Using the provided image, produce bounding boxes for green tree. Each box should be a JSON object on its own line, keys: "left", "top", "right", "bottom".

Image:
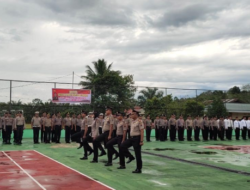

{"left": 184, "top": 100, "right": 204, "bottom": 117}
{"left": 228, "top": 86, "right": 241, "bottom": 94}
{"left": 79, "top": 59, "right": 136, "bottom": 112}
{"left": 206, "top": 98, "right": 228, "bottom": 118}
{"left": 138, "top": 87, "right": 163, "bottom": 106}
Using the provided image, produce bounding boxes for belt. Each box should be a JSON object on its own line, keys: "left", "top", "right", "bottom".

{"left": 130, "top": 135, "right": 140, "bottom": 138}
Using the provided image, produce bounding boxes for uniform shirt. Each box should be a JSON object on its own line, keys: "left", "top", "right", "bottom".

{"left": 31, "top": 117, "right": 41, "bottom": 127}
{"left": 145, "top": 119, "right": 152, "bottom": 127}
{"left": 76, "top": 118, "right": 82, "bottom": 126}
{"left": 41, "top": 117, "right": 46, "bottom": 126}
{"left": 211, "top": 120, "right": 217, "bottom": 127}
{"left": 72, "top": 118, "right": 77, "bottom": 126}
{"left": 233, "top": 120, "right": 240, "bottom": 129}
{"left": 16, "top": 116, "right": 25, "bottom": 127}
{"left": 219, "top": 120, "right": 225, "bottom": 128}
{"left": 224, "top": 119, "right": 233, "bottom": 129}
{"left": 199, "top": 119, "right": 204, "bottom": 128}
{"left": 185, "top": 119, "right": 193, "bottom": 128}
{"left": 96, "top": 118, "right": 103, "bottom": 128}
{"left": 91, "top": 119, "right": 99, "bottom": 138}
{"left": 81, "top": 117, "right": 88, "bottom": 130}
{"left": 203, "top": 119, "right": 210, "bottom": 127}
{"left": 154, "top": 119, "right": 159, "bottom": 128}
{"left": 87, "top": 117, "right": 94, "bottom": 126}
{"left": 163, "top": 120, "right": 168, "bottom": 128}
{"left": 53, "top": 117, "right": 63, "bottom": 126}
{"left": 116, "top": 120, "right": 127, "bottom": 136}
{"left": 193, "top": 119, "right": 199, "bottom": 127}
{"left": 4, "top": 117, "right": 15, "bottom": 130}
{"left": 63, "top": 117, "right": 72, "bottom": 126}
{"left": 44, "top": 118, "right": 52, "bottom": 127}
{"left": 177, "top": 119, "right": 185, "bottom": 127}
{"left": 130, "top": 118, "right": 144, "bottom": 136}
{"left": 0, "top": 117, "right": 2, "bottom": 129}
{"left": 158, "top": 118, "right": 165, "bottom": 126}
{"left": 240, "top": 119, "right": 247, "bottom": 129}
{"left": 114, "top": 118, "right": 118, "bottom": 130}
{"left": 246, "top": 120, "right": 250, "bottom": 129}
{"left": 169, "top": 118, "right": 176, "bottom": 126}
{"left": 126, "top": 117, "right": 132, "bottom": 127}
{"left": 103, "top": 115, "right": 114, "bottom": 132}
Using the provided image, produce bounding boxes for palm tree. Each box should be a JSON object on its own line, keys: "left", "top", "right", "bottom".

{"left": 138, "top": 87, "right": 163, "bottom": 106}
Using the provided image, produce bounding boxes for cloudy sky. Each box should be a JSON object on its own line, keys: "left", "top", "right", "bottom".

{"left": 0, "top": 0, "right": 250, "bottom": 103}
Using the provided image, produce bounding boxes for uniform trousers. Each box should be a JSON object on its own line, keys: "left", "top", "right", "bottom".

{"left": 178, "top": 126, "right": 184, "bottom": 141}
{"left": 219, "top": 128, "right": 225, "bottom": 140}
{"left": 93, "top": 131, "right": 110, "bottom": 161}
{"left": 226, "top": 127, "right": 232, "bottom": 140}
{"left": 242, "top": 127, "right": 247, "bottom": 140}
{"left": 71, "top": 130, "right": 85, "bottom": 143}
{"left": 44, "top": 126, "right": 52, "bottom": 143}
{"left": 235, "top": 128, "right": 240, "bottom": 140}
{"left": 33, "top": 127, "right": 40, "bottom": 143}
{"left": 41, "top": 125, "right": 44, "bottom": 143}
{"left": 120, "top": 135, "right": 141, "bottom": 169}
{"left": 99, "top": 127, "right": 102, "bottom": 135}
{"left": 155, "top": 126, "right": 159, "bottom": 141}
{"left": 65, "top": 125, "right": 71, "bottom": 143}
{"left": 5, "top": 126, "right": 12, "bottom": 143}
{"left": 194, "top": 126, "right": 200, "bottom": 141}
{"left": 2, "top": 126, "right": 6, "bottom": 143}
{"left": 127, "top": 127, "right": 131, "bottom": 139}
{"left": 146, "top": 126, "right": 151, "bottom": 141}
{"left": 209, "top": 127, "right": 213, "bottom": 140}
{"left": 159, "top": 126, "right": 165, "bottom": 141}
{"left": 170, "top": 125, "right": 176, "bottom": 141}
{"left": 13, "top": 129, "right": 17, "bottom": 143}
{"left": 248, "top": 129, "right": 250, "bottom": 139}
{"left": 112, "top": 129, "right": 117, "bottom": 138}
{"left": 16, "top": 125, "right": 24, "bottom": 144}
{"left": 51, "top": 128, "right": 56, "bottom": 142}
{"left": 187, "top": 127, "right": 193, "bottom": 141}
{"left": 106, "top": 135, "right": 130, "bottom": 164}
{"left": 54, "top": 125, "right": 62, "bottom": 143}
{"left": 203, "top": 126, "right": 209, "bottom": 141}
{"left": 71, "top": 126, "right": 76, "bottom": 141}
{"left": 213, "top": 127, "right": 218, "bottom": 140}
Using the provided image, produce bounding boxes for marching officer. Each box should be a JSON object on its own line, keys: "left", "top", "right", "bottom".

{"left": 185, "top": 115, "right": 193, "bottom": 141}
{"left": 234, "top": 117, "right": 240, "bottom": 140}
{"left": 3, "top": 112, "right": 15, "bottom": 144}
{"left": 176, "top": 115, "right": 185, "bottom": 141}
{"left": 75, "top": 113, "right": 82, "bottom": 142}
{"left": 145, "top": 115, "right": 152, "bottom": 142}
{"left": 98, "top": 113, "right": 104, "bottom": 135}
{"left": 31, "top": 111, "right": 42, "bottom": 144}
{"left": 120, "top": 110, "right": 144, "bottom": 173}
{"left": 91, "top": 107, "right": 115, "bottom": 163}
{"left": 71, "top": 113, "right": 77, "bottom": 141}
{"left": 106, "top": 112, "right": 134, "bottom": 166}
{"left": 112, "top": 114, "right": 118, "bottom": 138}
{"left": 15, "top": 111, "right": 25, "bottom": 145}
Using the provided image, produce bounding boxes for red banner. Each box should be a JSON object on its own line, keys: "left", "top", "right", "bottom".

{"left": 52, "top": 88, "right": 91, "bottom": 104}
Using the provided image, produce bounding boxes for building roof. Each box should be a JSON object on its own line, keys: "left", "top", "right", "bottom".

{"left": 225, "top": 103, "right": 250, "bottom": 113}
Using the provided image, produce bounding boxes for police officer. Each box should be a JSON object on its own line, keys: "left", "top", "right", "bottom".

{"left": 211, "top": 117, "right": 218, "bottom": 140}
{"left": 219, "top": 117, "right": 225, "bottom": 140}
{"left": 163, "top": 116, "right": 168, "bottom": 141}
{"left": 234, "top": 117, "right": 240, "bottom": 140}
{"left": 112, "top": 114, "right": 118, "bottom": 138}
{"left": 87, "top": 112, "right": 94, "bottom": 136}
{"left": 203, "top": 116, "right": 210, "bottom": 141}
{"left": 145, "top": 115, "right": 152, "bottom": 142}
{"left": 169, "top": 114, "right": 176, "bottom": 141}
{"left": 119, "top": 109, "right": 144, "bottom": 173}
{"left": 154, "top": 116, "right": 160, "bottom": 141}
{"left": 41, "top": 112, "right": 46, "bottom": 143}
{"left": 71, "top": 113, "right": 77, "bottom": 141}
{"left": 51, "top": 114, "right": 56, "bottom": 142}
{"left": 53, "top": 112, "right": 63, "bottom": 143}
{"left": 209, "top": 117, "right": 214, "bottom": 140}
{"left": 15, "top": 111, "right": 25, "bottom": 145}
{"left": 194, "top": 116, "right": 200, "bottom": 141}
{"left": 177, "top": 115, "right": 185, "bottom": 141}
{"left": 106, "top": 112, "right": 134, "bottom": 166}
{"left": 126, "top": 114, "right": 132, "bottom": 139}
{"left": 91, "top": 107, "right": 115, "bottom": 163}
{"left": 240, "top": 117, "right": 247, "bottom": 140}
{"left": 158, "top": 114, "right": 165, "bottom": 142}
{"left": 43, "top": 113, "right": 52, "bottom": 143}
{"left": 31, "top": 111, "right": 42, "bottom": 144}
{"left": 3, "top": 112, "right": 15, "bottom": 144}
{"left": 13, "top": 113, "right": 18, "bottom": 144}
{"left": 247, "top": 117, "right": 250, "bottom": 139}
{"left": 185, "top": 115, "right": 193, "bottom": 141}
{"left": 63, "top": 112, "right": 72, "bottom": 143}
{"left": 225, "top": 116, "right": 233, "bottom": 140}
{"left": 99, "top": 113, "right": 104, "bottom": 135}
{"left": 75, "top": 113, "right": 82, "bottom": 142}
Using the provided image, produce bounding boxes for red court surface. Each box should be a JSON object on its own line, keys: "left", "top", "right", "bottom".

{"left": 204, "top": 145, "right": 250, "bottom": 154}
{"left": 0, "top": 150, "right": 113, "bottom": 190}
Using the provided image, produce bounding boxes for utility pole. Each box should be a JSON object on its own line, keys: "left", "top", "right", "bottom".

{"left": 9, "top": 80, "right": 12, "bottom": 111}
{"left": 72, "top": 71, "right": 74, "bottom": 89}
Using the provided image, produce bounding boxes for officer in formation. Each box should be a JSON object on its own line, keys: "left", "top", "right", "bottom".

{"left": 152, "top": 115, "right": 250, "bottom": 141}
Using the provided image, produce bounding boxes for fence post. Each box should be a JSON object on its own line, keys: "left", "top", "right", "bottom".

{"left": 9, "top": 80, "right": 12, "bottom": 111}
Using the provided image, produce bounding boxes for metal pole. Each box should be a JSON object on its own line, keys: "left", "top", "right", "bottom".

{"left": 72, "top": 71, "right": 74, "bottom": 89}
{"left": 9, "top": 80, "right": 12, "bottom": 110}
{"left": 165, "top": 88, "right": 168, "bottom": 115}
{"left": 196, "top": 89, "right": 198, "bottom": 115}
{"left": 54, "top": 83, "right": 56, "bottom": 89}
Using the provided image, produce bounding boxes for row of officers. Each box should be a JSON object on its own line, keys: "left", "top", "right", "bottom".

{"left": 149, "top": 115, "right": 250, "bottom": 142}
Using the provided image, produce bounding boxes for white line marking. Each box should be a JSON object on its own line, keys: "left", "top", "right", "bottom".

{"left": 33, "top": 150, "right": 115, "bottom": 190}
{"left": 2, "top": 151, "right": 46, "bottom": 190}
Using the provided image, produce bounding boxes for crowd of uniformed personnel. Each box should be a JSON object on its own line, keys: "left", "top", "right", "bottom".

{"left": 1, "top": 110, "right": 250, "bottom": 174}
